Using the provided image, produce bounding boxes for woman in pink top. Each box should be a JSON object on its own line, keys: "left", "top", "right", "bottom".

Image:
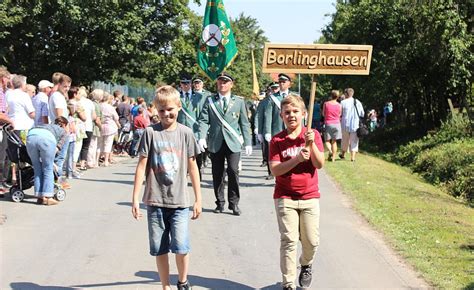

{"left": 99, "top": 93, "right": 120, "bottom": 166}
{"left": 322, "top": 90, "right": 342, "bottom": 162}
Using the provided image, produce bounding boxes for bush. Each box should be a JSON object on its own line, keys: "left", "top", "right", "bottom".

{"left": 413, "top": 139, "right": 474, "bottom": 184}
{"left": 394, "top": 114, "right": 472, "bottom": 166}
{"left": 445, "top": 163, "right": 474, "bottom": 204}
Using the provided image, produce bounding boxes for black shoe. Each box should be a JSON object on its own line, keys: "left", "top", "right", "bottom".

{"left": 229, "top": 205, "right": 241, "bottom": 216}
{"left": 177, "top": 280, "right": 191, "bottom": 290}
{"left": 339, "top": 153, "right": 345, "bottom": 159}
{"left": 299, "top": 264, "right": 313, "bottom": 287}
{"left": 213, "top": 206, "right": 223, "bottom": 213}
{"left": 282, "top": 286, "right": 295, "bottom": 290}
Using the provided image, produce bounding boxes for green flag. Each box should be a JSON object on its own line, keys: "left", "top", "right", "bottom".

{"left": 197, "top": 0, "right": 238, "bottom": 80}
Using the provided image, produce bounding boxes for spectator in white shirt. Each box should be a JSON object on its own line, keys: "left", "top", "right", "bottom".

{"left": 7, "top": 75, "right": 35, "bottom": 131}
{"left": 48, "top": 74, "right": 70, "bottom": 122}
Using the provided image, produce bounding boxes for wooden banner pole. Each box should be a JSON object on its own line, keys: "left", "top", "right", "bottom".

{"left": 306, "top": 74, "right": 317, "bottom": 131}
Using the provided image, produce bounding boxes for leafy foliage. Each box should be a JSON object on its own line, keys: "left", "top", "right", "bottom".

{"left": 413, "top": 140, "right": 473, "bottom": 203}
{"left": 391, "top": 114, "right": 473, "bottom": 203}
{"left": 322, "top": 1, "right": 473, "bottom": 130}
{"left": 394, "top": 114, "right": 472, "bottom": 165}
{"left": 0, "top": 0, "right": 191, "bottom": 85}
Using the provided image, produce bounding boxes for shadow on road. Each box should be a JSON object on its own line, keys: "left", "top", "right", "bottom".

{"left": 10, "top": 283, "right": 74, "bottom": 289}
{"left": 68, "top": 270, "right": 254, "bottom": 289}
{"left": 80, "top": 178, "right": 133, "bottom": 185}
{"left": 117, "top": 201, "right": 147, "bottom": 210}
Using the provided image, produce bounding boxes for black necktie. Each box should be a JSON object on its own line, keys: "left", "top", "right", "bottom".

{"left": 185, "top": 92, "right": 190, "bottom": 107}
{"left": 222, "top": 97, "right": 228, "bottom": 113}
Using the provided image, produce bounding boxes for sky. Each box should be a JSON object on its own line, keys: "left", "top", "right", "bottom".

{"left": 189, "top": 0, "right": 337, "bottom": 44}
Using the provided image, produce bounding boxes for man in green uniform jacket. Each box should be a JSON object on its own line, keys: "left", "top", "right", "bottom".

{"left": 197, "top": 72, "right": 252, "bottom": 216}
{"left": 177, "top": 74, "right": 206, "bottom": 179}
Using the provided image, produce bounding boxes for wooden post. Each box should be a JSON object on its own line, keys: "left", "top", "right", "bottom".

{"left": 306, "top": 75, "right": 317, "bottom": 131}
{"left": 305, "top": 75, "right": 317, "bottom": 147}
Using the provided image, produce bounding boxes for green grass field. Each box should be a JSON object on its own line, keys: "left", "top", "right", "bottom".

{"left": 323, "top": 153, "right": 474, "bottom": 289}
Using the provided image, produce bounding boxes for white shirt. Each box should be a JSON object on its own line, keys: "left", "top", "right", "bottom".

{"left": 7, "top": 89, "right": 35, "bottom": 130}
{"left": 79, "top": 97, "right": 95, "bottom": 132}
{"left": 218, "top": 93, "right": 230, "bottom": 108}
{"left": 48, "top": 91, "right": 68, "bottom": 122}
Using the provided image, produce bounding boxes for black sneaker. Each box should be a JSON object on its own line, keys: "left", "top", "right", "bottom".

{"left": 299, "top": 264, "right": 313, "bottom": 287}
{"left": 177, "top": 280, "right": 191, "bottom": 290}
{"left": 282, "top": 286, "right": 295, "bottom": 290}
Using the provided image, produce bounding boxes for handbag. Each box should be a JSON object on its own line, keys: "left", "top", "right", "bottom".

{"left": 354, "top": 99, "right": 369, "bottom": 138}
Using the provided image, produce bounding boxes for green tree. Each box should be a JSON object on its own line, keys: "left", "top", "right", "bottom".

{"left": 323, "top": 1, "right": 472, "bottom": 130}
{"left": 0, "top": 0, "right": 192, "bottom": 85}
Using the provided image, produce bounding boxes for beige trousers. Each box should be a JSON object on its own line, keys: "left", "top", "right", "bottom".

{"left": 274, "top": 198, "right": 320, "bottom": 288}
{"left": 341, "top": 130, "right": 359, "bottom": 152}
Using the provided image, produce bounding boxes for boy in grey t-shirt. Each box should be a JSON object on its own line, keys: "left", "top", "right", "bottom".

{"left": 132, "top": 85, "right": 202, "bottom": 290}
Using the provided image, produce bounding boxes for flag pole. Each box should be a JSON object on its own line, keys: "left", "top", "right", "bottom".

{"left": 251, "top": 49, "right": 259, "bottom": 98}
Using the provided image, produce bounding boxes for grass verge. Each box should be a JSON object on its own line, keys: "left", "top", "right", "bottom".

{"left": 324, "top": 153, "right": 474, "bottom": 289}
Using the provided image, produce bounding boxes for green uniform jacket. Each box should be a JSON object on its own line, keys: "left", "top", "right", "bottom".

{"left": 263, "top": 91, "right": 285, "bottom": 136}
{"left": 198, "top": 94, "right": 252, "bottom": 153}
{"left": 254, "top": 96, "right": 270, "bottom": 135}
{"left": 177, "top": 91, "right": 206, "bottom": 139}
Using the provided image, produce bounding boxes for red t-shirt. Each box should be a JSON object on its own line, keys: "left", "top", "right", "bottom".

{"left": 134, "top": 114, "right": 150, "bottom": 129}
{"left": 269, "top": 127, "right": 324, "bottom": 200}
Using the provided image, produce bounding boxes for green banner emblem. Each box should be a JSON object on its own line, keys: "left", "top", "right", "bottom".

{"left": 197, "top": 0, "right": 238, "bottom": 80}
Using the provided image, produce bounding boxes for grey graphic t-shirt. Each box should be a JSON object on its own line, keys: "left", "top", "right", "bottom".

{"left": 138, "top": 123, "right": 199, "bottom": 208}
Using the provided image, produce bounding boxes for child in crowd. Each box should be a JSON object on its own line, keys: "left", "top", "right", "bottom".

{"left": 368, "top": 109, "right": 378, "bottom": 132}
{"left": 269, "top": 94, "right": 325, "bottom": 290}
{"left": 131, "top": 85, "right": 202, "bottom": 290}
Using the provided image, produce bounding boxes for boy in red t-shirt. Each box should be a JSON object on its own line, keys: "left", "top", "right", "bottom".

{"left": 269, "top": 94, "right": 325, "bottom": 290}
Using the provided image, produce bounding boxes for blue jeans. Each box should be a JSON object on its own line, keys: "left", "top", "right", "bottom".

{"left": 65, "top": 140, "right": 75, "bottom": 176}
{"left": 147, "top": 206, "right": 190, "bottom": 256}
{"left": 26, "top": 129, "right": 56, "bottom": 197}
{"left": 54, "top": 138, "right": 69, "bottom": 178}
{"left": 129, "top": 129, "right": 144, "bottom": 157}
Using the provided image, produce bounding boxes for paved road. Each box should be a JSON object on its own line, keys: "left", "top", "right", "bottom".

{"left": 0, "top": 149, "right": 428, "bottom": 289}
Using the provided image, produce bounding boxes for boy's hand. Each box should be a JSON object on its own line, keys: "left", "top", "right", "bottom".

{"left": 297, "top": 147, "right": 310, "bottom": 163}
{"left": 132, "top": 200, "right": 142, "bottom": 220}
{"left": 192, "top": 201, "right": 202, "bottom": 220}
{"left": 304, "top": 130, "right": 314, "bottom": 145}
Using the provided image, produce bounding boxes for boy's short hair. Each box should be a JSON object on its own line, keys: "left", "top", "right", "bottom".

{"left": 281, "top": 93, "right": 306, "bottom": 112}
{"left": 58, "top": 74, "right": 72, "bottom": 84}
{"left": 52, "top": 72, "right": 63, "bottom": 85}
{"left": 154, "top": 85, "right": 181, "bottom": 108}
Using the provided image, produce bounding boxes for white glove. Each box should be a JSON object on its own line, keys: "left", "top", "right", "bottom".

{"left": 264, "top": 133, "right": 271, "bottom": 142}
{"left": 257, "top": 134, "right": 263, "bottom": 143}
{"left": 198, "top": 139, "right": 207, "bottom": 152}
{"left": 253, "top": 128, "right": 258, "bottom": 135}
{"left": 245, "top": 146, "right": 252, "bottom": 156}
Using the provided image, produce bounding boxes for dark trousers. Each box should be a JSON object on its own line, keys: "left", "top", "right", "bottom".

{"left": 263, "top": 140, "right": 271, "bottom": 174}
{"left": 79, "top": 131, "right": 93, "bottom": 162}
{"left": 211, "top": 142, "right": 240, "bottom": 209}
{"left": 196, "top": 153, "right": 203, "bottom": 180}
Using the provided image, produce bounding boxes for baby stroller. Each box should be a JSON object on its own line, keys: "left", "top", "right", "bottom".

{"left": 113, "top": 122, "right": 132, "bottom": 155}
{"left": 3, "top": 124, "right": 66, "bottom": 203}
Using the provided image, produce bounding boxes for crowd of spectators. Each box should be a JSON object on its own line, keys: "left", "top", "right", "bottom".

{"left": 0, "top": 66, "right": 157, "bottom": 203}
